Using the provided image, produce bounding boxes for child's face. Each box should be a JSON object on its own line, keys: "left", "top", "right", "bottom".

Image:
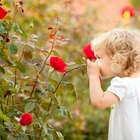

{"left": 94, "top": 48, "right": 114, "bottom": 78}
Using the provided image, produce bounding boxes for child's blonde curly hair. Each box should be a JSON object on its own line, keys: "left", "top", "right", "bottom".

{"left": 91, "top": 28, "right": 140, "bottom": 77}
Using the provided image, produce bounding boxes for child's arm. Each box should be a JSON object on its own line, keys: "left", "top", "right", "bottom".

{"left": 87, "top": 60, "right": 119, "bottom": 109}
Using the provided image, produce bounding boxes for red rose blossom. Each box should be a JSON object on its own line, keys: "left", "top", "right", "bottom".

{"left": 0, "top": 6, "right": 7, "bottom": 20}
{"left": 20, "top": 113, "right": 33, "bottom": 126}
{"left": 83, "top": 43, "right": 96, "bottom": 60}
{"left": 50, "top": 56, "right": 67, "bottom": 72}
{"left": 121, "top": 6, "right": 135, "bottom": 17}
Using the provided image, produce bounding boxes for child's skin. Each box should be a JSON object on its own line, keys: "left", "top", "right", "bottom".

{"left": 87, "top": 47, "right": 140, "bottom": 109}
{"left": 87, "top": 49, "right": 118, "bottom": 109}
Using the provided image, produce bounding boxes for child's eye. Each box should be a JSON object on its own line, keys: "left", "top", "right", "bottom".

{"left": 96, "top": 56, "right": 101, "bottom": 59}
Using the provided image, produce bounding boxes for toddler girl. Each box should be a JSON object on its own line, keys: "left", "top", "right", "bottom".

{"left": 87, "top": 28, "right": 140, "bottom": 140}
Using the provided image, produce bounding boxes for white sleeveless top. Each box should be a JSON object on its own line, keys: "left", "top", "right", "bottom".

{"left": 107, "top": 77, "right": 140, "bottom": 140}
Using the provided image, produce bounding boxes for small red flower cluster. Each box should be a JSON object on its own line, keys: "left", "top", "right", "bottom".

{"left": 83, "top": 43, "right": 96, "bottom": 60}
{"left": 50, "top": 56, "right": 67, "bottom": 73}
{"left": 0, "top": 6, "right": 7, "bottom": 20}
{"left": 121, "top": 6, "right": 135, "bottom": 18}
{"left": 20, "top": 113, "right": 33, "bottom": 126}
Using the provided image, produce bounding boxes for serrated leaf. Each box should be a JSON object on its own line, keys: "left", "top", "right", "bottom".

{"left": 8, "top": 44, "right": 18, "bottom": 54}
{"left": 25, "top": 102, "right": 35, "bottom": 112}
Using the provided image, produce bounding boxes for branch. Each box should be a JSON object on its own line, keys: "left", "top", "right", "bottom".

{"left": 30, "top": 30, "right": 57, "bottom": 98}
{"left": 47, "top": 64, "right": 86, "bottom": 112}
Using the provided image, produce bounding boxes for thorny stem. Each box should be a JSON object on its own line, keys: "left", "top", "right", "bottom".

{"left": 14, "top": 47, "right": 25, "bottom": 88}
{"left": 30, "top": 30, "right": 57, "bottom": 98}
{"left": 47, "top": 64, "right": 86, "bottom": 112}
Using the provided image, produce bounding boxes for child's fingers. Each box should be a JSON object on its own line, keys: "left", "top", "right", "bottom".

{"left": 87, "top": 59, "right": 90, "bottom": 63}
{"left": 87, "top": 59, "right": 92, "bottom": 65}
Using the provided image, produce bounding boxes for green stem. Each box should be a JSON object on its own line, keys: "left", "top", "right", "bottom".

{"left": 30, "top": 30, "right": 57, "bottom": 98}
{"left": 0, "top": 40, "right": 5, "bottom": 54}
{"left": 47, "top": 69, "right": 55, "bottom": 81}
{"left": 47, "top": 64, "right": 86, "bottom": 112}
{"left": 14, "top": 47, "right": 25, "bottom": 88}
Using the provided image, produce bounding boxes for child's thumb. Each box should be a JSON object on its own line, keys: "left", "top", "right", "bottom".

{"left": 87, "top": 59, "right": 90, "bottom": 63}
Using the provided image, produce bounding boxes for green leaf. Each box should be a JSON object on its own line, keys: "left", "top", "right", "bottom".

{"left": 56, "top": 86, "right": 63, "bottom": 96}
{"left": 53, "top": 130, "right": 64, "bottom": 140}
{"left": 0, "top": 110, "right": 10, "bottom": 122}
{"left": 15, "top": 61, "right": 26, "bottom": 73}
{"left": 0, "top": 124, "right": 8, "bottom": 139}
{"left": 52, "top": 50, "right": 61, "bottom": 57}
{"left": 8, "top": 44, "right": 18, "bottom": 54}
{"left": 46, "top": 84, "right": 55, "bottom": 93}
{"left": 0, "top": 22, "right": 6, "bottom": 35}
{"left": 74, "top": 57, "right": 85, "bottom": 64}
{"left": 47, "top": 92, "right": 60, "bottom": 104}
{"left": 12, "top": 23, "right": 23, "bottom": 34}
{"left": 46, "top": 134, "right": 53, "bottom": 140}
{"left": 59, "top": 106, "right": 72, "bottom": 120}
{"left": 56, "top": 131, "right": 64, "bottom": 140}
{"left": 0, "top": 66, "right": 5, "bottom": 74}
{"left": 25, "top": 102, "right": 35, "bottom": 112}
{"left": 43, "top": 125, "right": 48, "bottom": 135}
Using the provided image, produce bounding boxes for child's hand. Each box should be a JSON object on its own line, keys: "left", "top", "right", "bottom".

{"left": 87, "top": 59, "right": 100, "bottom": 77}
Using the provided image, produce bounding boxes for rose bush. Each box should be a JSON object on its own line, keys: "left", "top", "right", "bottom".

{"left": 0, "top": 1, "right": 86, "bottom": 139}
{"left": 1, "top": 0, "right": 138, "bottom": 139}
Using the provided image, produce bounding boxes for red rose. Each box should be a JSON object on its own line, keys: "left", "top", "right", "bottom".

{"left": 83, "top": 43, "right": 96, "bottom": 60}
{"left": 20, "top": 113, "right": 33, "bottom": 126}
{"left": 121, "top": 6, "right": 135, "bottom": 18}
{"left": 50, "top": 56, "right": 67, "bottom": 72}
{"left": 0, "top": 6, "right": 7, "bottom": 20}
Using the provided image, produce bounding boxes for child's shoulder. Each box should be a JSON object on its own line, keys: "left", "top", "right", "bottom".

{"left": 111, "top": 76, "right": 140, "bottom": 86}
